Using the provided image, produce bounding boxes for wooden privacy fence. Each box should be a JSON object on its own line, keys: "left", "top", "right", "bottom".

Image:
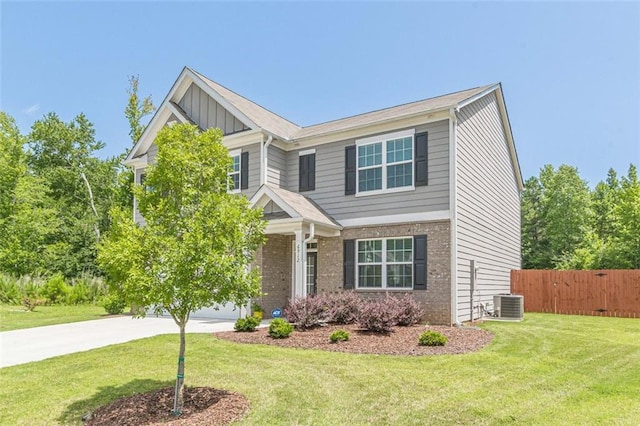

{"left": 511, "top": 270, "right": 640, "bottom": 318}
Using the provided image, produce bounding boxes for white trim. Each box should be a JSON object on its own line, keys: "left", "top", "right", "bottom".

{"left": 228, "top": 148, "right": 241, "bottom": 157}
{"left": 228, "top": 149, "right": 241, "bottom": 193}
{"left": 355, "top": 237, "right": 413, "bottom": 290}
{"left": 355, "top": 129, "right": 415, "bottom": 195}
{"left": 449, "top": 110, "right": 459, "bottom": 325}
{"left": 298, "top": 148, "right": 316, "bottom": 156}
{"left": 338, "top": 210, "right": 450, "bottom": 227}
{"left": 166, "top": 102, "right": 191, "bottom": 124}
{"left": 355, "top": 128, "right": 415, "bottom": 145}
{"left": 455, "top": 84, "right": 500, "bottom": 110}
{"left": 354, "top": 185, "right": 414, "bottom": 198}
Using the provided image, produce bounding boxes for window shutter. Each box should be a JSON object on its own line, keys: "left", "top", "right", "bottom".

{"left": 240, "top": 152, "right": 249, "bottom": 190}
{"left": 413, "top": 235, "right": 427, "bottom": 290}
{"left": 414, "top": 132, "right": 428, "bottom": 186}
{"left": 345, "top": 145, "right": 356, "bottom": 195}
{"left": 343, "top": 239, "right": 355, "bottom": 289}
{"left": 299, "top": 153, "right": 316, "bottom": 192}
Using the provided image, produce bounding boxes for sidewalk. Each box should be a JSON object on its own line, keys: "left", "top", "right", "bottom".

{"left": 0, "top": 315, "right": 239, "bottom": 368}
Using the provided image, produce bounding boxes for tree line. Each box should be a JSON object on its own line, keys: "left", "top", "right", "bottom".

{"left": 0, "top": 76, "right": 153, "bottom": 278}
{"left": 522, "top": 164, "right": 640, "bottom": 270}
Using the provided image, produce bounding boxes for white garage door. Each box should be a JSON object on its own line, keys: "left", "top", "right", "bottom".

{"left": 149, "top": 302, "right": 247, "bottom": 321}
{"left": 189, "top": 303, "right": 247, "bottom": 320}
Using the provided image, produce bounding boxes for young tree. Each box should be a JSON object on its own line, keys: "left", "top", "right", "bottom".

{"left": 125, "top": 75, "right": 156, "bottom": 144}
{"left": 98, "top": 123, "right": 265, "bottom": 415}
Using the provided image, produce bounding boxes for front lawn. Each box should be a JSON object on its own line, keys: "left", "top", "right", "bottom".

{"left": 0, "top": 304, "right": 108, "bottom": 331}
{"left": 1, "top": 313, "right": 638, "bottom": 425}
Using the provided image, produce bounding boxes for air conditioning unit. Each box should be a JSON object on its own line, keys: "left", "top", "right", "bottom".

{"left": 493, "top": 295, "right": 524, "bottom": 320}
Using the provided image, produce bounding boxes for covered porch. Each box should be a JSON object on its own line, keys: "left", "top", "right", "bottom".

{"left": 250, "top": 185, "right": 342, "bottom": 315}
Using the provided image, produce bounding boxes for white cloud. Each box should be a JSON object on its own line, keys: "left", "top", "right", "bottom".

{"left": 22, "top": 104, "right": 40, "bottom": 116}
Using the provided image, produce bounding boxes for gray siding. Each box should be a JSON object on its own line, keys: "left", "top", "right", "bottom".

{"left": 147, "top": 143, "right": 158, "bottom": 164}
{"left": 240, "top": 143, "right": 261, "bottom": 198}
{"left": 267, "top": 146, "right": 287, "bottom": 187}
{"left": 178, "top": 83, "right": 250, "bottom": 135}
{"left": 284, "top": 120, "right": 450, "bottom": 221}
{"left": 134, "top": 168, "right": 146, "bottom": 225}
{"left": 454, "top": 92, "right": 521, "bottom": 322}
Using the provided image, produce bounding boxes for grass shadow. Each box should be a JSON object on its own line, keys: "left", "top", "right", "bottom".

{"left": 58, "top": 379, "right": 172, "bottom": 424}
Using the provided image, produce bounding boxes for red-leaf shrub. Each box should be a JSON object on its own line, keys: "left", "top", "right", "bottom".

{"left": 284, "top": 294, "right": 331, "bottom": 329}
{"left": 356, "top": 299, "right": 397, "bottom": 333}
{"left": 386, "top": 293, "right": 425, "bottom": 326}
{"left": 326, "top": 291, "right": 361, "bottom": 324}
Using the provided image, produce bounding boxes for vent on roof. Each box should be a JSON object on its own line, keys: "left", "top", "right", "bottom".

{"left": 493, "top": 295, "right": 524, "bottom": 320}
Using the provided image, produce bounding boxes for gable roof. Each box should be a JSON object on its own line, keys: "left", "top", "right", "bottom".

{"left": 249, "top": 184, "right": 342, "bottom": 234}
{"left": 190, "top": 69, "right": 301, "bottom": 140}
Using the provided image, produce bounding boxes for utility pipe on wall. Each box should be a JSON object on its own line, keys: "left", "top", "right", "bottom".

{"left": 261, "top": 135, "right": 273, "bottom": 186}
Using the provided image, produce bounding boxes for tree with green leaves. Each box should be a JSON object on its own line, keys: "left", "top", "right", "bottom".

{"left": 98, "top": 123, "right": 265, "bottom": 415}
{"left": 610, "top": 164, "right": 640, "bottom": 268}
{"left": 125, "top": 75, "right": 156, "bottom": 144}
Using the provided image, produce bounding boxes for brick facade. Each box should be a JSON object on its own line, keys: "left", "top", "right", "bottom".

{"left": 256, "top": 234, "right": 292, "bottom": 318}
{"left": 257, "top": 221, "right": 452, "bottom": 325}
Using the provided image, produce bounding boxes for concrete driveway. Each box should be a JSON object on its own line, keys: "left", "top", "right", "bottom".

{"left": 0, "top": 315, "right": 240, "bottom": 368}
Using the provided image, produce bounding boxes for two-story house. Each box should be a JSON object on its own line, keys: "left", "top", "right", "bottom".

{"left": 124, "top": 67, "right": 522, "bottom": 325}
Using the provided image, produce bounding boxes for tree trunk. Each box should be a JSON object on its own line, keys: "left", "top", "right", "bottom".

{"left": 173, "top": 322, "right": 186, "bottom": 416}
{"left": 80, "top": 170, "right": 100, "bottom": 242}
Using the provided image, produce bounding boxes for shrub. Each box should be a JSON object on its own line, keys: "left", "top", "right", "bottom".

{"left": 284, "top": 295, "right": 331, "bottom": 329}
{"left": 0, "top": 275, "right": 21, "bottom": 305}
{"left": 234, "top": 315, "right": 261, "bottom": 332}
{"left": 66, "top": 282, "right": 90, "bottom": 305}
{"left": 326, "top": 291, "right": 361, "bottom": 324}
{"left": 41, "top": 273, "right": 70, "bottom": 304}
{"left": 357, "top": 299, "right": 396, "bottom": 333}
{"left": 329, "top": 329, "right": 350, "bottom": 343}
{"left": 268, "top": 318, "right": 294, "bottom": 339}
{"left": 418, "top": 330, "right": 448, "bottom": 346}
{"left": 102, "top": 293, "right": 127, "bottom": 315}
{"left": 386, "top": 294, "right": 425, "bottom": 326}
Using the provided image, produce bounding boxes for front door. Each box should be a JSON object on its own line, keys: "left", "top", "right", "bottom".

{"left": 306, "top": 252, "right": 317, "bottom": 295}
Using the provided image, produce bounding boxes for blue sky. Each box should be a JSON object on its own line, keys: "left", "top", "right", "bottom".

{"left": 1, "top": 1, "right": 638, "bottom": 185}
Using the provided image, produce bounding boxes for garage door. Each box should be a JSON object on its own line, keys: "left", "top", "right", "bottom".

{"left": 149, "top": 302, "right": 247, "bottom": 321}
{"left": 190, "top": 302, "right": 247, "bottom": 320}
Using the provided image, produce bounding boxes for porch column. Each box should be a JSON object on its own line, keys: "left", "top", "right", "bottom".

{"left": 293, "top": 229, "right": 307, "bottom": 298}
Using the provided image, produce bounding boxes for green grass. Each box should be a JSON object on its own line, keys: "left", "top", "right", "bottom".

{"left": 0, "top": 304, "right": 108, "bottom": 331}
{"left": 1, "top": 313, "right": 638, "bottom": 425}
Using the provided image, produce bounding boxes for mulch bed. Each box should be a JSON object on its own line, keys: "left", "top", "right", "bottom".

{"left": 85, "top": 387, "right": 249, "bottom": 426}
{"left": 84, "top": 323, "right": 491, "bottom": 424}
{"left": 215, "top": 323, "right": 494, "bottom": 356}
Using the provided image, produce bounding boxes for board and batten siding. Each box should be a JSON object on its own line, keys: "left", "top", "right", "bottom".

{"left": 454, "top": 92, "right": 521, "bottom": 322}
{"left": 284, "top": 120, "right": 450, "bottom": 221}
{"left": 178, "top": 83, "right": 250, "bottom": 135}
{"left": 267, "top": 146, "right": 287, "bottom": 188}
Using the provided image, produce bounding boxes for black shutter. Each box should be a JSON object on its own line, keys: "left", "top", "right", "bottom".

{"left": 413, "top": 235, "right": 427, "bottom": 290}
{"left": 345, "top": 145, "right": 356, "bottom": 195}
{"left": 240, "top": 152, "right": 249, "bottom": 190}
{"left": 343, "top": 239, "right": 355, "bottom": 289}
{"left": 414, "top": 132, "right": 428, "bottom": 186}
{"left": 299, "top": 153, "right": 316, "bottom": 192}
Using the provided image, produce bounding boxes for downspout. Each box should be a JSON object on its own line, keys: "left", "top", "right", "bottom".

{"left": 261, "top": 135, "right": 273, "bottom": 186}
{"left": 449, "top": 108, "right": 461, "bottom": 326}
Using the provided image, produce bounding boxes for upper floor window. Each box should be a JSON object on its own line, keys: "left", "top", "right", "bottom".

{"left": 228, "top": 149, "right": 241, "bottom": 192}
{"left": 299, "top": 149, "right": 316, "bottom": 192}
{"left": 355, "top": 129, "right": 415, "bottom": 195}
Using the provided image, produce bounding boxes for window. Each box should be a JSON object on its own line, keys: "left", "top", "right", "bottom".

{"left": 228, "top": 150, "right": 241, "bottom": 192}
{"left": 356, "top": 130, "right": 414, "bottom": 194}
{"left": 299, "top": 150, "right": 316, "bottom": 192}
{"left": 357, "top": 237, "right": 413, "bottom": 289}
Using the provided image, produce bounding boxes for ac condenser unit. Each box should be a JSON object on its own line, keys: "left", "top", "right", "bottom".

{"left": 493, "top": 295, "right": 524, "bottom": 320}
